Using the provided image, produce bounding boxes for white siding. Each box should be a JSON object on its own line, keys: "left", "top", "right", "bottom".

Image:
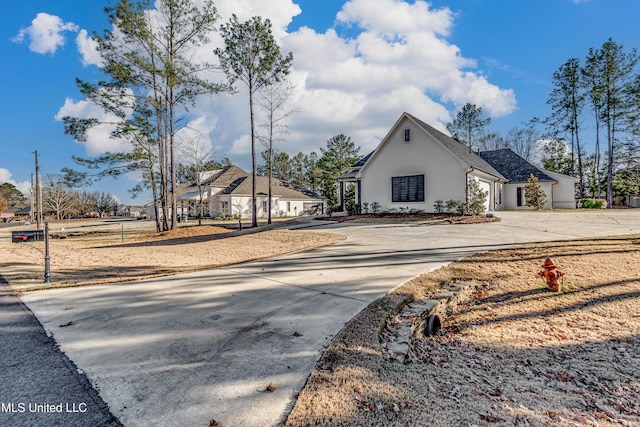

{"left": 504, "top": 182, "right": 554, "bottom": 210}
{"left": 544, "top": 170, "right": 577, "bottom": 209}
{"left": 360, "top": 118, "right": 468, "bottom": 212}
{"left": 229, "top": 196, "right": 282, "bottom": 218}
{"left": 214, "top": 195, "right": 320, "bottom": 218}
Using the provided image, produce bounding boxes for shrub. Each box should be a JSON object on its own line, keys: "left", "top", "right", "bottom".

{"left": 344, "top": 185, "right": 357, "bottom": 215}
{"left": 327, "top": 204, "right": 340, "bottom": 216}
{"left": 433, "top": 200, "right": 445, "bottom": 213}
{"left": 371, "top": 202, "right": 382, "bottom": 215}
{"left": 524, "top": 174, "right": 547, "bottom": 210}
{"left": 345, "top": 202, "right": 361, "bottom": 215}
{"left": 579, "top": 198, "right": 606, "bottom": 209}
{"left": 446, "top": 199, "right": 464, "bottom": 214}
{"left": 466, "top": 179, "right": 488, "bottom": 215}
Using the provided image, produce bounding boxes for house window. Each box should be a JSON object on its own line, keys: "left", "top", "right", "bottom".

{"left": 404, "top": 129, "right": 411, "bottom": 142}
{"left": 262, "top": 201, "right": 268, "bottom": 212}
{"left": 286, "top": 201, "right": 291, "bottom": 212}
{"left": 392, "top": 175, "right": 424, "bottom": 202}
{"left": 516, "top": 187, "right": 523, "bottom": 207}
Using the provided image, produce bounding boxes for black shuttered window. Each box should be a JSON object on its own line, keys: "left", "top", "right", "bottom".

{"left": 392, "top": 175, "right": 424, "bottom": 202}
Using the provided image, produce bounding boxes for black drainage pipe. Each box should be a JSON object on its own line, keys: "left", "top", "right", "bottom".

{"left": 424, "top": 315, "right": 441, "bottom": 336}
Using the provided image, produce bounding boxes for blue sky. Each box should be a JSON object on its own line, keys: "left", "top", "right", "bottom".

{"left": 2, "top": 0, "right": 639, "bottom": 205}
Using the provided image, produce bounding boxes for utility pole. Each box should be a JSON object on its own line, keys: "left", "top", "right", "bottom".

{"left": 34, "top": 151, "right": 43, "bottom": 229}
{"left": 30, "top": 173, "right": 35, "bottom": 223}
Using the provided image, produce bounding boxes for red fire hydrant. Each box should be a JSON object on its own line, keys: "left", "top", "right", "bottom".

{"left": 538, "top": 257, "right": 562, "bottom": 292}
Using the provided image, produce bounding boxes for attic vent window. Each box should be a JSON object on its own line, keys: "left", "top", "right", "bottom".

{"left": 404, "top": 129, "right": 411, "bottom": 142}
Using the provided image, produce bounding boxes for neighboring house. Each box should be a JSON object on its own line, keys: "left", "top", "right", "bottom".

{"left": 0, "top": 208, "right": 15, "bottom": 222}
{"left": 479, "top": 148, "right": 577, "bottom": 210}
{"left": 176, "top": 165, "right": 324, "bottom": 218}
{"left": 338, "top": 112, "right": 507, "bottom": 212}
{"left": 118, "top": 205, "right": 146, "bottom": 218}
{"left": 338, "top": 112, "right": 576, "bottom": 212}
{"left": 1, "top": 206, "right": 31, "bottom": 222}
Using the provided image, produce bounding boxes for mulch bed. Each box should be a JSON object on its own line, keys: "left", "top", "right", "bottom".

{"left": 317, "top": 213, "right": 500, "bottom": 224}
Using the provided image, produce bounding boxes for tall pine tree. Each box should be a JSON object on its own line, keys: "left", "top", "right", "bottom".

{"left": 215, "top": 15, "right": 293, "bottom": 227}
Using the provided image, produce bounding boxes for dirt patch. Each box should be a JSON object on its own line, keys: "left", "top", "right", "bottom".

{"left": 0, "top": 223, "right": 345, "bottom": 292}
{"left": 148, "top": 225, "right": 231, "bottom": 240}
{"left": 285, "top": 237, "right": 640, "bottom": 427}
{"left": 318, "top": 213, "right": 500, "bottom": 225}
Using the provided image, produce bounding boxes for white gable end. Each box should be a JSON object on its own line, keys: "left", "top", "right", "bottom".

{"left": 360, "top": 116, "right": 470, "bottom": 211}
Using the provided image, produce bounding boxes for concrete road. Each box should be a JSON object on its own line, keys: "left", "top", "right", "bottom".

{"left": 19, "top": 210, "right": 640, "bottom": 426}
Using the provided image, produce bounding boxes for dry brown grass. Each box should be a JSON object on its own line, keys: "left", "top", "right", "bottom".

{"left": 285, "top": 236, "right": 640, "bottom": 427}
{"left": 0, "top": 222, "right": 344, "bottom": 292}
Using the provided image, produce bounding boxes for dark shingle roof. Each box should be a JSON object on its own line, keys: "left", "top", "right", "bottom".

{"left": 2, "top": 206, "right": 30, "bottom": 214}
{"left": 337, "top": 151, "right": 373, "bottom": 180}
{"left": 177, "top": 165, "right": 322, "bottom": 200}
{"left": 227, "top": 175, "right": 322, "bottom": 200}
{"left": 204, "top": 165, "right": 251, "bottom": 188}
{"left": 337, "top": 170, "right": 359, "bottom": 180}
{"left": 479, "top": 149, "right": 555, "bottom": 183}
{"left": 353, "top": 151, "right": 373, "bottom": 168}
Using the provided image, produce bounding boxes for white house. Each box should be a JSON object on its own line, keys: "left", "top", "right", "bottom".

{"left": 177, "top": 165, "right": 324, "bottom": 218}
{"left": 338, "top": 112, "right": 507, "bottom": 212}
{"left": 338, "top": 112, "right": 576, "bottom": 212}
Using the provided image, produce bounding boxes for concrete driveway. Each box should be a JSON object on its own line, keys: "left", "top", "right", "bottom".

{"left": 20, "top": 210, "right": 640, "bottom": 426}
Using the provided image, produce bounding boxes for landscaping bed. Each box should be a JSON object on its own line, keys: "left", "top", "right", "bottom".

{"left": 318, "top": 213, "right": 501, "bottom": 225}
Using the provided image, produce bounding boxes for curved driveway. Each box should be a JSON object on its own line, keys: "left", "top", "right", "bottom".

{"left": 20, "top": 210, "right": 640, "bottom": 426}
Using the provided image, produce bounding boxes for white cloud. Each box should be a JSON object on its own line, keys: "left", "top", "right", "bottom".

{"left": 229, "top": 134, "right": 252, "bottom": 157}
{"left": 76, "top": 29, "right": 104, "bottom": 67}
{"left": 59, "top": 0, "right": 517, "bottom": 170}
{"left": 212, "top": 0, "right": 301, "bottom": 38}
{"left": 12, "top": 13, "right": 78, "bottom": 54}
{"left": 55, "top": 97, "right": 133, "bottom": 156}
{"left": 0, "top": 168, "right": 32, "bottom": 197}
{"left": 275, "top": 0, "right": 517, "bottom": 155}
{"left": 337, "top": 0, "right": 453, "bottom": 36}
{"left": 176, "top": 115, "right": 219, "bottom": 163}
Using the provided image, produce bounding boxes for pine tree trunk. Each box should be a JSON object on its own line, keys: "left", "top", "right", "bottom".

{"left": 250, "top": 83, "right": 257, "bottom": 228}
